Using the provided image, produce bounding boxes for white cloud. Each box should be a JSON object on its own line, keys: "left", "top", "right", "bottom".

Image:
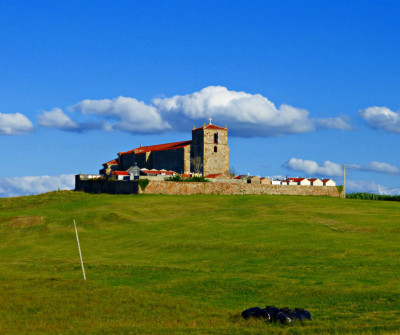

{"left": 70, "top": 96, "right": 171, "bottom": 133}
{"left": 284, "top": 158, "right": 400, "bottom": 180}
{"left": 349, "top": 161, "right": 399, "bottom": 174}
{"left": 0, "top": 174, "right": 75, "bottom": 198}
{"left": 346, "top": 180, "right": 399, "bottom": 195}
{"left": 38, "top": 86, "right": 351, "bottom": 137}
{"left": 359, "top": 106, "right": 400, "bottom": 133}
{"left": 38, "top": 108, "right": 79, "bottom": 130}
{"left": 154, "top": 86, "right": 349, "bottom": 136}
{"left": 315, "top": 116, "right": 351, "bottom": 130}
{"left": 283, "top": 158, "right": 343, "bottom": 176}
{"left": 0, "top": 112, "right": 34, "bottom": 135}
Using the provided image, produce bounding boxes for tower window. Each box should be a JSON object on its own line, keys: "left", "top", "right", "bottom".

{"left": 214, "top": 146, "right": 217, "bottom": 153}
{"left": 214, "top": 132, "right": 219, "bottom": 143}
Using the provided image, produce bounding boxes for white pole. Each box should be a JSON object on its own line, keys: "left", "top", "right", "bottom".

{"left": 73, "top": 219, "right": 86, "bottom": 280}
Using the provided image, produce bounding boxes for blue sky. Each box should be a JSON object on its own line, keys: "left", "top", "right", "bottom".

{"left": 1, "top": 0, "right": 400, "bottom": 197}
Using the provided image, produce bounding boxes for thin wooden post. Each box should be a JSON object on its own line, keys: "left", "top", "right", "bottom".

{"left": 343, "top": 164, "right": 346, "bottom": 198}
{"left": 73, "top": 219, "right": 86, "bottom": 280}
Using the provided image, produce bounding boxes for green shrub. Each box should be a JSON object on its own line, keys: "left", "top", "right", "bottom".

{"left": 186, "top": 176, "right": 209, "bottom": 182}
{"left": 346, "top": 192, "right": 400, "bottom": 202}
{"left": 165, "top": 175, "right": 209, "bottom": 182}
{"left": 165, "top": 175, "right": 183, "bottom": 182}
{"left": 138, "top": 179, "right": 150, "bottom": 191}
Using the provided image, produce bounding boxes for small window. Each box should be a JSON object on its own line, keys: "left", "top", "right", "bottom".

{"left": 214, "top": 132, "right": 219, "bottom": 143}
{"left": 214, "top": 146, "right": 217, "bottom": 153}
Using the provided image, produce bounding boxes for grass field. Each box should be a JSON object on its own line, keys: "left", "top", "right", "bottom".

{"left": 0, "top": 191, "right": 399, "bottom": 334}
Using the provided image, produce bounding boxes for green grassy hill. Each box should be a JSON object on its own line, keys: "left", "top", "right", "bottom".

{"left": 0, "top": 191, "right": 399, "bottom": 334}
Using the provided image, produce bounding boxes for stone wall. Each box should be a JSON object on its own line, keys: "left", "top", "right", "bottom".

{"left": 139, "top": 180, "right": 342, "bottom": 197}
{"left": 75, "top": 175, "right": 138, "bottom": 194}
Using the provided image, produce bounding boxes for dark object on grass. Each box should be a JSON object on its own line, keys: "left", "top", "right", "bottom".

{"left": 241, "top": 307, "right": 270, "bottom": 320}
{"left": 294, "top": 308, "right": 312, "bottom": 321}
{"left": 276, "top": 307, "right": 312, "bottom": 324}
{"left": 277, "top": 307, "right": 294, "bottom": 324}
{"left": 265, "top": 305, "right": 280, "bottom": 320}
{"left": 242, "top": 305, "right": 311, "bottom": 324}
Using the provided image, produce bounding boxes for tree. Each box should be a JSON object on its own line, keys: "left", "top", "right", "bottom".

{"left": 191, "top": 157, "right": 203, "bottom": 174}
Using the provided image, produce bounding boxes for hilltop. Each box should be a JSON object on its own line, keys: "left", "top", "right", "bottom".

{"left": 0, "top": 191, "right": 399, "bottom": 334}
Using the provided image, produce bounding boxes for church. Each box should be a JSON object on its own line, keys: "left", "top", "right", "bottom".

{"left": 100, "top": 120, "right": 230, "bottom": 177}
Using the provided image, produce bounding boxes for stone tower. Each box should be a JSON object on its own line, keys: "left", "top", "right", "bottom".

{"left": 191, "top": 120, "right": 229, "bottom": 176}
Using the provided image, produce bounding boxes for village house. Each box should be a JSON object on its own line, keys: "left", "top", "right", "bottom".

{"left": 260, "top": 177, "right": 272, "bottom": 185}
{"left": 233, "top": 175, "right": 261, "bottom": 184}
{"left": 322, "top": 179, "right": 336, "bottom": 186}
{"left": 308, "top": 178, "right": 324, "bottom": 186}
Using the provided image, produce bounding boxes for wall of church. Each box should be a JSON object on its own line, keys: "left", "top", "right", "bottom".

{"left": 152, "top": 148, "right": 187, "bottom": 174}
{"left": 183, "top": 146, "right": 191, "bottom": 174}
{"left": 119, "top": 152, "right": 134, "bottom": 170}
{"left": 190, "top": 129, "right": 204, "bottom": 173}
{"left": 119, "top": 152, "right": 152, "bottom": 170}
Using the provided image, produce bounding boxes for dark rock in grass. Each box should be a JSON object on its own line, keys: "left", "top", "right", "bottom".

{"left": 276, "top": 311, "right": 292, "bottom": 324}
{"left": 277, "top": 307, "right": 312, "bottom": 324}
{"left": 243, "top": 305, "right": 311, "bottom": 324}
{"left": 265, "top": 305, "right": 280, "bottom": 321}
{"left": 241, "top": 307, "right": 270, "bottom": 320}
{"left": 294, "top": 308, "right": 312, "bottom": 321}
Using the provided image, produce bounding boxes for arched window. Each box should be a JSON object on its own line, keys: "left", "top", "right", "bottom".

{"left": 214, "top": 146, "right": 217, "bottom": 153}
{"left": 214, "top": 132, "right": 219, "bottom": 143}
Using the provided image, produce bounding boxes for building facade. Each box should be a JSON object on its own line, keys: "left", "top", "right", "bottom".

{"left": 100, "top": 121, "right": 230, "bottom": 176}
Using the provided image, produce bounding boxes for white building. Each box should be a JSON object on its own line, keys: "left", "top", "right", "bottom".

{"left": 321, "top": 179, "right": 336, "bottom": 186}
{"left": 308, "top": 178, "right": 324, "bottom": 186}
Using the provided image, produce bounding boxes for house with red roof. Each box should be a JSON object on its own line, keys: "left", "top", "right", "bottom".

{"left": 100, "top": 120, "right": 230, "bottom": 177}
{"left": 260, "top": 177, "right": 272, "bottom": 185}
{"left": 321, "top": 178, "right": 336, "bottom": 186}
{"left": 308, "top": 178, "right": 323, "bottom": 186}
{"left": 288, "top": 177, "right": 311, "bottom": 186}
{"left": 110, "top": 171, "right": 130, "bottom": 181}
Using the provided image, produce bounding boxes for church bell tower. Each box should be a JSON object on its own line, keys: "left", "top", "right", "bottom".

{"left": 191, "top": 119, "right": 229, "bottom": 176}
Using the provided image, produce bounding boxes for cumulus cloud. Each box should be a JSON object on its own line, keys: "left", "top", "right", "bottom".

{"left": 37, "top": 107, "right": 107, "bottom": 132}
{"left": 0, "top": 174, "right": 75, "bottom": 198}
{"left": 154, "top": 86, "right": 350, "bottom": 136}
{"left": 346, "top": 180, "right": 399, "bottom": 195}
{"left": 0, "top": 112, "right": 34, "bottom": 135}
{"left": 283, "top": 158, "right": 343, "bottom": 176}
{"left": 38, "top": 108, "right": 79, "bottom": 130}
{"left": 315, "top": 116, "right": 351, "bottom": 130}
{"left": 38, "top": 86, "right": 350, "bottom": 137}
{"left": 348, "top": 161, "right": 400, "bottom": 174}
{"left": 284, "top": 158, "right": 400, "bottom": 178}
{"left": 359, "top": 106, "right": 400, "bottom": 133}
{"left": 70, "top": 96, "right": 171, "bottom": 133}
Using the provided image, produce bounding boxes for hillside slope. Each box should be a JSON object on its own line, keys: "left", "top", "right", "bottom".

{"left": 0, "top": 191, "right": 399, "bottom": 334}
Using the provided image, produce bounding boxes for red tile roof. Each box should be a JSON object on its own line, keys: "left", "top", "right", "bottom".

{"left": 321, "top": 179, "right": 332, "bottom": 182}
{"left": 141, "top": 169, "right": 177, "bottom": 176}
{"left": 288, "top": 178, "right": 306, "bottom": 182}
{"left": 205, "top": 173, "right": 223, "bottom": 178}
{"left": 192, "top": 124, "right": 227, "bottom": 132}
{"left": 308, "top": 178, "right": 318, "bottom": 182}
{"left": 102, "top": 159, "right": 118, "bottom": 166}
{"left": 112, "top": 171, "right": 130, "bottom": 176}
{"left": 233, "top": 175, "right": 247, "bottom": 179}
{"left": 119, "top": 140, "right": 192, "bottom": 156}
